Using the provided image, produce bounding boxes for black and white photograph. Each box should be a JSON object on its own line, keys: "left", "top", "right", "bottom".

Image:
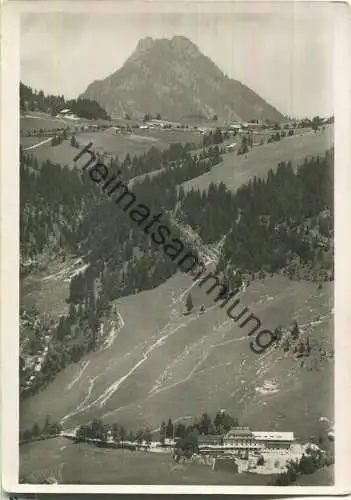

{"left": 1, "top": 0, "right": 350, "bottom": 494}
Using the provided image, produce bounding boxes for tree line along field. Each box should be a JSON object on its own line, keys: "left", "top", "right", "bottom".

{"left": 20, "top": 114, "right": 75, "bottom": 133}
{"left": 20, "top": 127, "right": 204, "bottom": 167}
{"left": 20, "top": 123, "right": 331, "bottom": 177}
{"left": 20, "top": 112, "right": 328, "bottom": 174}
{"left": 74, "top": 128, "right": 203, "bottom": 155}
{"left": 183, "top": 125, "right": 333, "bottom": 194}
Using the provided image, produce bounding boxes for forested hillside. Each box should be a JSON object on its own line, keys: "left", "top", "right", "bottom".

{"left": 20, "top": 82, "right": 110, "bottom": 120}
{"left": 20, "top": 139, "right": 333, "bottom": 397}
{"left": 20, "top": 140, "right": 223, "bottom": 396}
{"left": 179, "top": 150, "right": 334, "bottom": 283}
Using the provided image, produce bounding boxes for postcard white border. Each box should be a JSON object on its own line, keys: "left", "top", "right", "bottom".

{"left": 1, "top": 0, "right": 351, "bottom": 494}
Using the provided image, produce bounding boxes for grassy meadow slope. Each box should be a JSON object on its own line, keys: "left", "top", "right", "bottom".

{"left": 21, "top": 127, "right": 203, "bottom": 167}
{"left": 183, "top": 126, "right": 334, "bottom": 193}
{"left": 20, "top": 114, "right": 67, "bottom": 132}
{"left": 75, "top": 128, "right": 203, "bottom": 155}
{"left": 21, "top": 257, "right": 86, "bottom": 319}
{"left": 20, "top": 433, "right": 334, "bottom": 485}
{"left": 21, "top": 268, "right": 333, "bottom": 442}
{"left": 20, "top": 437, "right": 274, "bottom": 485}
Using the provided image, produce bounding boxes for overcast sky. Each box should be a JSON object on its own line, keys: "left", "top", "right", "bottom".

{"left": 20, "top": 2, "right": 337, "bottom": 118}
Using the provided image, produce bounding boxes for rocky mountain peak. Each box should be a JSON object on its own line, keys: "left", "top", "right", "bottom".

{"left": 135, "top": 36, "right": 155, "bottom": 53}
{"left": 81, "top": 35, "right": 284, "bottom": 122}
{"left": 132, "top": 35, "right": 200, "bottom": 59}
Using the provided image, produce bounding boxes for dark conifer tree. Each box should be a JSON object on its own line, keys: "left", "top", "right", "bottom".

{"left": 291, "top": 321, "right": 300, "bottom": 341}
{"left": 185, "top": 293, "right": 194, "bottom": 313}
{"left": 166, "top": 418, "right": 174, "bottom": 438}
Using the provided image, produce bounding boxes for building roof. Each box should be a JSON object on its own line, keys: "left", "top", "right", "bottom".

{"left": 224, "top": 427, "right": 253, "bottom": 438}
{"left": 223, "top": 427, "right": 295, "bottom": 441}
{"left": 59, "top": 109, "right": 71, "bottom": 114}
{"left": 198, "top": 434, "right": 223, "bottom": 442}
{"left": 252, "top": 431, "right": 294, "bottom": 441}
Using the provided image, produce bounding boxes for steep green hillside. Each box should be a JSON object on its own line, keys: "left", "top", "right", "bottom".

{"left": 182, "top": 126, "right": 333, "bottom": 193}
{"left": 21, "top": 271, "right": 333, "bottom": 442}
{"left": 21, "top": 124, "right": 203, "bottom": 166}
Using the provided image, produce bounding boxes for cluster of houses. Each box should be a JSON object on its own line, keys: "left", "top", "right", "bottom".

{"left": 60, "top": 422, "right": 327, "bottom": 476}
{"left": 90, "top": 425, "right": 296, "bottom": 457}
{"left": 114, "top": 426, "right": 313, "bottom": 474}
{"left": 136, "top": 427, "right": 297, "bottom": 459}
{"left": 39, "top": 112, "right": 314, "bottom": 139}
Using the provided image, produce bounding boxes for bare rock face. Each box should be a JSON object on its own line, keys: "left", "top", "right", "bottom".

{"left": 80, "top": 36, "right": 284, "bottom": 122}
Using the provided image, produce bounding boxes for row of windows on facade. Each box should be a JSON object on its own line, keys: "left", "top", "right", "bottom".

{"left": 198, "top": 437, "right": 292, "bottom": 449}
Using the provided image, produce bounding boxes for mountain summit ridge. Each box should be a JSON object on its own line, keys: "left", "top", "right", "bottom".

{"left": 80, "top": 35, "right": 284, "bottom": 121}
